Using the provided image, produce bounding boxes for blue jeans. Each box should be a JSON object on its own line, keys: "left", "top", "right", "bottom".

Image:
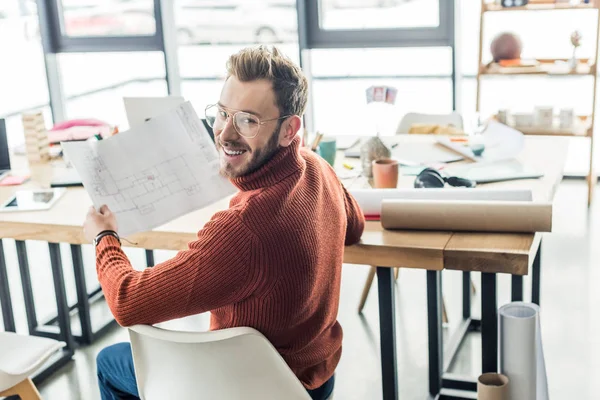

{"left": 97, "top": 342, "right": 335, "bottom": 400}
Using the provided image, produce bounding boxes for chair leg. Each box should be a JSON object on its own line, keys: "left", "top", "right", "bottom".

{"left": 442, "top": 297, "right": 449, "bottom": 324}
{"left": 394, "top": 268, "right": 400, "bottom": 281}
{"left": 0, "top": 378, "right": 41, "bottom": 400}
{"left": 358, "top": 266, "right": 377, "bottom": 313}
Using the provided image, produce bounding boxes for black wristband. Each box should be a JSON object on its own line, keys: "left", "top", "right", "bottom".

{"left": 94, "top": 230, "right": 121, "bottom": 247}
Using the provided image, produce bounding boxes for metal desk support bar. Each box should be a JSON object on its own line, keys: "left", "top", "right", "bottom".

{"left": 0, "top": 239, "right": 16, "bottom": 332}
{"left": 377, "top": 266, "right": 398, "bottom": 400}
{"left": 16, "top": 240, "right": 38, "bottom": 334}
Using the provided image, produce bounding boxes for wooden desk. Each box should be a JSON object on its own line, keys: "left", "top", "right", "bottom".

{"left": 0, "top": 134, "right": 568, "bottom": 399}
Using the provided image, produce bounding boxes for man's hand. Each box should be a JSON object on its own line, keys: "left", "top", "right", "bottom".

{"left": 84, "top": 205, "right": 118, "bottom": 243}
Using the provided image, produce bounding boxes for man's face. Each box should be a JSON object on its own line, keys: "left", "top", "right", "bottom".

{"left": 215, "top": 76, "right": 284, "bottom": 178}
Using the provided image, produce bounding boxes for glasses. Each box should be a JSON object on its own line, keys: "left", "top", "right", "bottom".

{"left": 205, "top": 104, "right": 290, "bottom": 139}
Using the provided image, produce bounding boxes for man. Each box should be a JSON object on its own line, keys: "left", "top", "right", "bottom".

{"left": 85, "top": 46, "right": 365, "bottom": 400}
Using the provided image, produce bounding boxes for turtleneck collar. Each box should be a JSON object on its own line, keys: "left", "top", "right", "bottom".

{"left": 231, "top": 135, "right": 304, "bottom": 191}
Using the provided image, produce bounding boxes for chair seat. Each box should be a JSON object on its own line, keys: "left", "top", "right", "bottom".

{"left": 0, "top": 332, "right": 65, "bottom": 391}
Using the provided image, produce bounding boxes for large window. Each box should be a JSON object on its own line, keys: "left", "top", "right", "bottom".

{"left": 319, "top": 0, "right": 440, "bottom": 31}
{"left": 59, "top": 52, "right": 167, "bottom": 129}
{"left": 175, "top": 0, "right": 300, "bottom": 117}
{"left": 0, "top": 0, "right": 51, "bottom": 146}
{"left": 310, "top": 47, "right": 453, "bottom": 136}
{"left": 59, "top": 0, "right": 156, "bottom": 37}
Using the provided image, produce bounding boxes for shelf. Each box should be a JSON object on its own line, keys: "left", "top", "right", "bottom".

{"left": 483, "top": 2, "right": 599, "bottom": 12}
{"left": 493, "top": 115, "right": 592, "bottom": 136}
{"left": 481, "top": 61, "right": 595, "bottom": 76}
{"left": 512, "top": 126, "right": 591, "bottom": 137}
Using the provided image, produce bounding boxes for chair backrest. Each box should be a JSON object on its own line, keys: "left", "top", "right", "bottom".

{"left": 128, "top": 325, "right": 311, "bottom": 400}
{"left": 396, "top": 112, "right": 464, "bottom": 135}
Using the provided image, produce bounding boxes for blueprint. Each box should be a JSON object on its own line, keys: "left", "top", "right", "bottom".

{"left": 62, "top": 102, "right": 235, "bottom": 236}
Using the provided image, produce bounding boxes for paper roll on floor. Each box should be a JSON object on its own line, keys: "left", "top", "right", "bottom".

{"left": 499, "top": 302, "right": 549, "bottom": 400}
{"left": 349, "top": 188, "right": 533, "bottom": 217}
{"left": 381, "top": 200, "right": 552, "bottom": 233}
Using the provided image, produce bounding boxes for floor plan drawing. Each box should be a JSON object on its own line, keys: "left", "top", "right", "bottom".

{"left": 62, "top": 102, "right": 235, "bottom": 236}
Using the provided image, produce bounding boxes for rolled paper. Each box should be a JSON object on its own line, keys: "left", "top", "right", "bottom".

{"left": 380, "top": 199, "right": 551, "bottom": 233}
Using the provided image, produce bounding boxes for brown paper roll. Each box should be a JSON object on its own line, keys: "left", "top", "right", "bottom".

{"left": 381, "top": 200, "right": 552, "bottom": 233}
{"left": 477, "top": 373, "right": 509, "bottom": 400}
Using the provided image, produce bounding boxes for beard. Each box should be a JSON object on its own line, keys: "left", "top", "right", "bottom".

{"left": 219, "top": 122, "right": 282, "bottom": 179}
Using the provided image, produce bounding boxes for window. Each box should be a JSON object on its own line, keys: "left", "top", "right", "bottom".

{"left": 58, "top": 0, "right": 156, "bottom": 37}
{"left": 303, "top": 0, "right": 453, "bottom": 48}
{"left": 58, "top": 52, "right": 167, "bottom": 129}
{"left": 42, "top": 0, "right": 163, "bottom": 52}
{"left": 310, "top": 47, "right": 453, "bottom": 136}
{"left": 175, "top": 0, "right": 300, "bottom": 116}
{"left": 318, "top": 0, "right": 440, "bottom": 31}
{"left": 0, "top": 0, "right": 51, "bottom": 146}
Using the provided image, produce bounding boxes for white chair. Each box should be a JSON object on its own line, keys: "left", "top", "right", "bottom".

{"left": 128, "top": 324, "right": 312, "bottom": 400}
{"left": 0, "top": 332, "right": 66, "bottom": 400}
{"left": 396, "top": 111, "right": 464, "bottom": 134}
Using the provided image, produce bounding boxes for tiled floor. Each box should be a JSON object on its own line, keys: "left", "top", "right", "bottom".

{"left": 2, "top": 180, "right": 599, "bottom": 399}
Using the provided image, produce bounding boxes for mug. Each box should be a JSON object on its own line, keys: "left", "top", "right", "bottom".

{"left": 317, "top": 137, "right": 337, "bottom": 167}
{"left": 372, "top": 158, "right": 399, "bottom": 189}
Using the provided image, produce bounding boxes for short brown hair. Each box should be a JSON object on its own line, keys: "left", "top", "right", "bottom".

{"left": 226, "top": 46, "right": 308, "bottom": 118}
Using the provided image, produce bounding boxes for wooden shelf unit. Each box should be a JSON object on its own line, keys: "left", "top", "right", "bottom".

{"left": 477, "top": 1, "right": 600, "bottom": 205}
{"left": 483, "top": 2, "right": 598, "bottom": 12}
{"left": 480, "top": 59, "right": 596, "bottom": 75}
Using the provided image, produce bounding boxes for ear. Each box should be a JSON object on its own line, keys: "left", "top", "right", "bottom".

{"left": 278, "top": 115, "right": 302, "bottom": 147}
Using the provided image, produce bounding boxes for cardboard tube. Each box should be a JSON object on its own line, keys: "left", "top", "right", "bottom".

{"left": 477, "top": 373, "right": 509, "bottom": 400}
{"left": 350, "top": 188, "right": 533, "bottom": 218}
{"left": 381, "top": 200, "right": 552, "bottom": 233}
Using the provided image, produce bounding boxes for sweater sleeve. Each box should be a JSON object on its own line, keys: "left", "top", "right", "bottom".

{"left": 342, "top": 184, "right": 365, "bottom": 246}
{"left": 95, "top": 210, "right": 260, "bottom": 327}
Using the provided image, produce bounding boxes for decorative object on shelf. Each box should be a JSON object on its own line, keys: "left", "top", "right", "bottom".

{"left": 497, "top": 109, "right": 511, "bottom": 125}
{"left": 490, "top": 32, "right": 523, "bottom": 62}
{"left": 21, "top": 112, "right": 50, "bottom": 164}
{"left": 533, "top": 106, "right": 554, "bottom": 128}
{"left": 570, "top": 30, "right": 582, "bottom": 70}
{"left": 513, "top": 113, "right": 534, "bottom": 128}
{"left": 501, "top": 0, "right": 528, "bottom": 7}
{"left": 360, "top": 136, "right": 391, "bottom": 178}
{"left": 559, "top": 108, "right": 575, "bottom": 129}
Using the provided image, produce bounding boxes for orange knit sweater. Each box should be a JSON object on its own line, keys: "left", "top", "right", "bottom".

{"left": 96, "top": 135, "right": 365, "bottom": 389}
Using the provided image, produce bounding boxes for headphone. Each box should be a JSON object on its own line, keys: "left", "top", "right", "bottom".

{"left": 414, "top": 168, "right": 476, "bottom": 189}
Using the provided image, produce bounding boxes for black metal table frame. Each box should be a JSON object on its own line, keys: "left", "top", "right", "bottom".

{"left": 427, "top": 241, "right": 542, "bottom": 400}
{"left": 0, "top": 239, "right": 76, "bottom": 385}
{"left": 374, "top": 240, "right": 542, "bottom": 400}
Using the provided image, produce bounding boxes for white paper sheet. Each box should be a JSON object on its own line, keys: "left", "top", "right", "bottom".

{"left": 499, "top": 302, "right": 549, "bottom": 400}
{"left": 123, "top": 96, "right": 186, "bottom": 128}
{"left": 349, "top": 188, "right": 533, "bottom": 216}
{"left": 436, "top": 121, "right": 524, "bottom": 163}
{"left": 62, "top": 102, "right": 235, "bottom": 237}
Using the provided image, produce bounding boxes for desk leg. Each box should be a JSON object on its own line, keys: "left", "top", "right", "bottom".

{"left": 376, "top": 267, "right": 398, "bottom": 400}
{"left": 71, "top": 245, "right": 94, "bottom": 344}
{"left": 0, "top": 240, "right": 16, "bottom": 332}
{"left": 427, "top": 270, "right": 443, "bottom": 396}
{"left": 532, "top": 242, "right": 542, "bottom": 305}
{"left": 481, "top": 273, "right": 498, "bottom": 374}
{"left": 145, "top": 250, "right": 155, "bottom": 267}
{"left": 511, "top": 275, "right": 523, "bottom": 302}
{"left": 16, "top": 241, "right": 38, "bottom": 334}
{"left": 48, "top": 243, "right": 76, "bottom": 351}
{"left": 462, "top": 271, "right": 471, "bottom": 319}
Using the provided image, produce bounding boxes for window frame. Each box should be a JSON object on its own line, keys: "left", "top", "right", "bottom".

{"left": 302, "top": 0, "right": 455, "bottom": 49}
